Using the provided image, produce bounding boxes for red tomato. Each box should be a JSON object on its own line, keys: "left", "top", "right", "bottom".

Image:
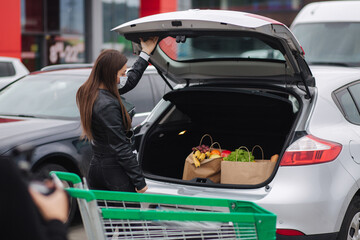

{"left": 221, "top": 150, "right": 231, "bottom": 158}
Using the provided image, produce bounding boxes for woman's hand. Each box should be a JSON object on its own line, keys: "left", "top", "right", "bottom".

{"left": 140, "top": 37, "right": 159, "bottom": 55}
{"left": 136, "top": 185, "right": 148, "bottom": 193}
{"left": 29, "top": 183, "right": 69, "bottom": 223}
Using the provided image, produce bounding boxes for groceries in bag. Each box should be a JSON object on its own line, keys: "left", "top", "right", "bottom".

{"left": 182, "top": 134, "right": 224, "bottom": 183}
{"left": 221, "top": 145, "right": 277, "bottom": 185}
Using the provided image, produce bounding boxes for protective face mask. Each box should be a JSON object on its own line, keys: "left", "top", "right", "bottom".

{"left": 117, "top": 76, "right": 128, "bottom": 89}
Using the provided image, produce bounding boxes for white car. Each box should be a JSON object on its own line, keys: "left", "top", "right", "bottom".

{"left": 0, "top": 56, "right": 29, "bottom": 89}
{"left": 114, "top": 9, "right": 360, "bottom": 240}
{"left": 290, "top": 1, "right": 360, "bottom": 67}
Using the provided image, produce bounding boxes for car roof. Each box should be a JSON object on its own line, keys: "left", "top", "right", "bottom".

{"left": 33, "top": 64, "right": 158, "bottom": 76}
{"left": 40, "top": 63, "right": 94, "bottom": 71}
{"left": 33, "top": 68, "right": 92, "bottom": 76}
{"left": 310, "top": 66, "right": 360, "bottom": 91}
{"left": 0, "top": 56, "right": 22, "bottom": 62}
{"left": 291, "top": 1, "right": 360, "bottom": 26}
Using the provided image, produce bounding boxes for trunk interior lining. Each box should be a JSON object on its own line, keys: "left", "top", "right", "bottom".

{"left": 141, "top": 87, "right": 297, "bottom": 184}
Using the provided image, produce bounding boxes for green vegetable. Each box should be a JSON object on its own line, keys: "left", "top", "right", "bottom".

{"left": 223, "top": 149, "right": 255, "bottom": 162}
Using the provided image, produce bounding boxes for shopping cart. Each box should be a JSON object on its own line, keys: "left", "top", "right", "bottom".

{"left": 51, "top": 171, "right": 276, "bottom": 240}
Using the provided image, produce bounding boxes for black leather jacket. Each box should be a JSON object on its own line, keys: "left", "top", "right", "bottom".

{"left": 89, "top": 57, "right": 148, "bottom": 191}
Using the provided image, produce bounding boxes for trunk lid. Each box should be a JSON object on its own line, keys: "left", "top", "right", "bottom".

{"left": 112, "top": 9, "right": 314, "bottom": 96}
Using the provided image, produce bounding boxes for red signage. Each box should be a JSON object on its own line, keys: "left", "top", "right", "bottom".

{"left": 0, "top": 0, "right": 21, "bottom": 58}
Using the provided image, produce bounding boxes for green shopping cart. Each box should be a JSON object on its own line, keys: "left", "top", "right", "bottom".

{"left": 51, "top": 171, "right": 276, "bottom": 240}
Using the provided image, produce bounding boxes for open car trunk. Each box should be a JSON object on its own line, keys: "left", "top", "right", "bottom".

{"left": 140, "top": 85, "right": 300, "bottom": 187}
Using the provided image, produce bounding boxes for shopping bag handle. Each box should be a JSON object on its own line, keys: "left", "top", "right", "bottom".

{"left": 252, "top": 145, "right": 264, "bottom": 160}
{"left": 235, "top": 146, "right": 252, "bottom": 162}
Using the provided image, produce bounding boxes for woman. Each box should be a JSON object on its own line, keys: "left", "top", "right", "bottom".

{"left": 76, "top": 37, "right": 158, "bottom": 193}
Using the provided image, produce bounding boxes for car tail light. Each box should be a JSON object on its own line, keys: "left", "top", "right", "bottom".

{"left": 280, "top": 135, "right": 342, "bottom": 166}
{"left": 276, "top": 229, "right": 305, "bottom": 236}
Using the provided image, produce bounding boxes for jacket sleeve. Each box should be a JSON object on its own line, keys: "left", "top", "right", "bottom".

{"left": 97, "top": 101, "right": 146, "bottom": 190}
{"left": 118, "top": 56, "right": 149, "bottom": 95}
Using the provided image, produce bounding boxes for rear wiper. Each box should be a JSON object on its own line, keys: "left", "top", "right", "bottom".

{"left": 0, "top": 114, "right": 37, "bottom": 118}
{"left": 309, "top": 62, "right": 350, "bottom": 67}
{"left": 17, "top": 114, "right": 36, "bottom": 118}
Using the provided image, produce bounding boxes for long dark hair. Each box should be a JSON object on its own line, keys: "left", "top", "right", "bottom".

{"left": 76, "top": 49, "right": 131, "bottom": 140}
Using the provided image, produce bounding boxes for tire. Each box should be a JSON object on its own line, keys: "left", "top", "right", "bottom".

{"left": 33, "top": 163, "right": 78, "bottom": 226}
{"left": 338, "top": 196, "right": 360, "bottom": 240}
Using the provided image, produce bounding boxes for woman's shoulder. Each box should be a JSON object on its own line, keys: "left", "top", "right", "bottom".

{"left": 98, "top": 89, "right": 118, "bottom": 102}
{"left": 94, "top": 90, "right": 119, "bottom": 111}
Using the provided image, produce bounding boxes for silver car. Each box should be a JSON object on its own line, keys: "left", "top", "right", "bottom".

{"left": 114, "top": 10, "right": 360, "bottom": 240}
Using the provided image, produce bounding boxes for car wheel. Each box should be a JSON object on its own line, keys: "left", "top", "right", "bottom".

{"left": 33, "top": 163, "right": 77, "bottom": 226}
{"left": 338, "top": 196, "right": 360, "bottom": 240}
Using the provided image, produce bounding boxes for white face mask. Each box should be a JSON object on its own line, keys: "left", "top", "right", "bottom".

{"left": 117, "top": 76, "right": 128, "bottom": 89}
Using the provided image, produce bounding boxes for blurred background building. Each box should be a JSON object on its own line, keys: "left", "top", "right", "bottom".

{"left": 0, "top": 0, "right": 326, "bottom": 72}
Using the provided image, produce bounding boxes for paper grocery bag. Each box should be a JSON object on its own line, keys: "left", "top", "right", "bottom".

{"left": 182, "top": 152, "right": 222, "bottom": 183}
{"left": 220, "top": 160, "right": 275, "bottom": 185}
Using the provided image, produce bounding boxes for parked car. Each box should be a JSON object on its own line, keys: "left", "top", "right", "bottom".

{"left": 39, "top": 64, "right": 171, "bottom": 126}
{"left": 0, "top": 64, "right": 170, "bottom": 222}
{"left": 0, "top": 56, "right": 29, "bottom": 89}
{"left": 290, "top": 1, "right": 360, "bottom": 67}
{"left": 114, "top": 9, "right": 360, "bottom": 239}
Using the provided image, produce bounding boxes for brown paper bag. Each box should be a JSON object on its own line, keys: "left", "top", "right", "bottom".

{"left": 220, "top": 160, "right": 275, "bottom": 184}
{"left": 182, "top": 136, "right": 222, "bottom": 183}
{"left": 182, "top": 152, "right": 222, "bottom": 183}
{"left": 220, "top": 145, "right": 276, "bottom": 185}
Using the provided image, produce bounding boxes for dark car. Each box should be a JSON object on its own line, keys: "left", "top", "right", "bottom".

{"left": 0, "top": 65, "right": 171, "bottom": 222}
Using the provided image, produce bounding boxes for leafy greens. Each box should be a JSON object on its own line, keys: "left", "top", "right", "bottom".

{"left": 223, "top": 149, "right": 255, "bottom": 162}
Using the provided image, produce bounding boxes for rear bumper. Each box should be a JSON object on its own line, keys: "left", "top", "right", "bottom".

{"left": 256, "top": 160, "right": 358, "bottom": 235}
{"left": 276, "top": 232, "right": 337, "bottom": 240}
{"left": 145, "top": 160, "right": 357, "bottom": 236}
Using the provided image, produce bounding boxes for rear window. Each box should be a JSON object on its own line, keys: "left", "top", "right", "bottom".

{"left": 0, "top": 62, "right": 16, "bottom": 77}
{"left": 292, "top": 23, "right": 360, "bottom": 67}
{"left": 334, "top": 84, "right": 360, "bottom": 125}
{"left": 158, "top": 35, "right": 285, "bottom": 62}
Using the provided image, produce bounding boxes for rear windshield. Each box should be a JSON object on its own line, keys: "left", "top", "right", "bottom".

{"left": 292, "top": 22, "right": 360, "bottom": 67}
{"left": 0, "top": 74, "right": 85, "bottom": 119}
{"left": 158, "top": 35, "right": 285, "bottom": 62}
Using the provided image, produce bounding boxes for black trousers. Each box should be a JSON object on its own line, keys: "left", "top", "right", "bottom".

{"left": 88, "top": 155, "right": 136, "bottom": 192}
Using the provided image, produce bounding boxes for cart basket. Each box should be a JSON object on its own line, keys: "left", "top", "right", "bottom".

{"left": 53, "top": 171, "right": 276, "bottom": 240}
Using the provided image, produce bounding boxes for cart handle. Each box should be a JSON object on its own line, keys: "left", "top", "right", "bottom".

{"left": 66, "top": 188, "right": 96, "bottom": 202}
{"left": 50, "top": 171, "right": 82, "bottom": 184}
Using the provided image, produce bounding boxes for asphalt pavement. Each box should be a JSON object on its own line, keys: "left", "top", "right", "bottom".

{"left": 68, "top": 214, "right": 87, "bottom": 240}
{"left": 68, "top": 224, "right": 87, "bottom": 240}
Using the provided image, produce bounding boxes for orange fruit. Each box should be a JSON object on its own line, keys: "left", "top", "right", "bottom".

{"left": 210, "top": 149, "right": 220, "bottom": 155}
